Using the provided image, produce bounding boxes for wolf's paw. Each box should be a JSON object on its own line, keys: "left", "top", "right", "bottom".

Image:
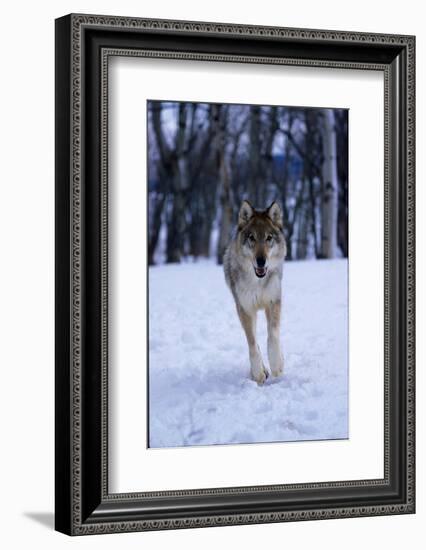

{"left": 251, "top": 366, "right": 269, "bottom": 385}
{"left": 250, "top": 347, "right": 269, "bottom": 385}
{"left": 270, "top": 355, "right": 284, "bottom": 378}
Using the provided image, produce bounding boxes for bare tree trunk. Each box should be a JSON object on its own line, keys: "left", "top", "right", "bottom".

{"left": 188, "top": 181, "right": 215, "bottom": 260}
{"left": 152, "top": 101, "right": 190, "bottom": 264}
{"left": 277, "top": 111, "right": 302, "bottom": 258}
{"left": 213, "top": 105, "right": 233, "bottom": 265}
{"left": 148, "top": 191, "right": 166, "bottom": 265}
{"left": 199, "top": 222, "right": 213, "bottom": 258}
{"left": 229, "top": 110, "right": 249, "bottom": 209}
{"left": 167, "top": 161, "right": 188, "bottom": 262}
{"left": 319, "top": 110, "right": 338, "bottom": 259}
{"left": 201, "top": 177, "right": 217, "bottom": 257}
{"left": 149, "top": 102, "right": 172, "bottom": 264}
{"left": 296, "top": 179, "right": 310, "bottom": 259}
{"left": 261, "top": 106, "right": 278, "bottom": 206}
{"left": 217, "top": 169, "right": 232, "bottom": 265}
{"left": 186, "top": 104, "right": 218, "bottom": 260}
{"left": 280, "top": 126, "right": 292, "bottom": 256}
{"left": 166, "top": 189, "right": 186, "bottom": 262}
{"left": 165, "top": 103, "right": 189, "bottom": 263}
{"left": 303, "top": 109, "right": 321, "bottom": 258}
{"left": 308, "top": 177, "right": 320, "bottom": 258}
{"left": 335, "top": 110, "right": 349, "bottom": 257}
{"left": 249, "top": 105, "right": 261, "bottom": 205}
{"left": 188, "top": 190, "right": 202, "bottom": 258}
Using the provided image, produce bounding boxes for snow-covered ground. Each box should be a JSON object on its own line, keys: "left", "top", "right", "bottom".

{"left": 148, "top": 259, "right": 348, "bottom": 448}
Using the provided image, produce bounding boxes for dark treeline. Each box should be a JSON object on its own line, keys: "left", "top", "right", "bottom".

{"left": 147, "top": 101, "right": 348, "bottom": 265}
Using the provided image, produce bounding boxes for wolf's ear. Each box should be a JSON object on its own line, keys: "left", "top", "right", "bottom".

{"left": 266, "top": 201, "right": 283, "bottom": 228}
{"left": 238, "top": 200, "right": 254, "bottom": 228}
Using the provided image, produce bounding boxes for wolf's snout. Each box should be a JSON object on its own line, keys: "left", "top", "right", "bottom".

{"left": 254, "top": 257, "right": 267, "bottom": 278}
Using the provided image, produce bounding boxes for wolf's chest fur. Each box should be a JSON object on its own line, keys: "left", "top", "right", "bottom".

{"left": 233, "top": 269, "right": 282, "bottom": 313}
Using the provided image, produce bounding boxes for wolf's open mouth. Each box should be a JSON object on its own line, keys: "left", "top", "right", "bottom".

{"left": 254, "top": 267, "right": 267, "bottom": 278}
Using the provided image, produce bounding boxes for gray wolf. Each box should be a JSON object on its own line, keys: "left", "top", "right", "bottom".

{"left": 224, "top": 201, "right": 287, "bottom": 385}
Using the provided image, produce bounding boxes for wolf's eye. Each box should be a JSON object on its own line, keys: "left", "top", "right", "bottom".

{"left": 266, "top": 234, "right": 273, "bottom": 242}
{"left": 248, "top": 234, "right": 255, "bottom": 243}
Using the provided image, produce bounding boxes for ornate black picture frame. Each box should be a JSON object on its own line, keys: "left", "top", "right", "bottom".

{"left": 55, "top": 13, "right": 415, "bottom": 535}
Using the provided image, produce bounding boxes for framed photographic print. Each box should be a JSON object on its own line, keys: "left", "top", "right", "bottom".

{"left": 55, "top": 14, "right": 415, "bottom": 535}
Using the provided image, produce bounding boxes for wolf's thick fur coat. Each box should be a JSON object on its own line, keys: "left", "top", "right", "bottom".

{"left": 224, "top": 201, "right": 287, "bottom": 384}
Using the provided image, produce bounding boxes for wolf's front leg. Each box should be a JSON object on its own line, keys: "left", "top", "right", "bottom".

{"left": 237, "top": 305, "right": 268, "bottom": 385}
{"left": 265, "top": 300, "right": 284, "bottom": 377}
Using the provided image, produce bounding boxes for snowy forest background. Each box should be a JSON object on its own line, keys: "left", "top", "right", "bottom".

{"left": 147, "top": 100, "right": 348, "bottom": 265}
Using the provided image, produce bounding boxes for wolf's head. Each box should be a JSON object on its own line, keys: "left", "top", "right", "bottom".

{"left": 237, "top": 200, "right": 286, "bottom": 278}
